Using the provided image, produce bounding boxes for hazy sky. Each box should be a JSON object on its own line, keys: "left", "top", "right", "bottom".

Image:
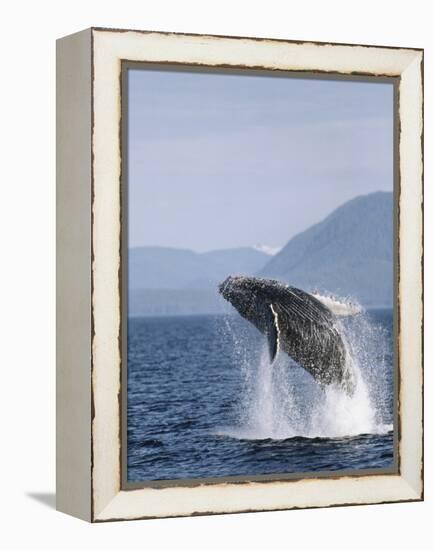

{"left": 128, "top": 68, "right": 394, "bottom": 252}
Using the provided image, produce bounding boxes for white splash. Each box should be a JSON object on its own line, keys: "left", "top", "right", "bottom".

{"left": 312, "top": 292, "right": 361, "bottom": 317}
{"left": 218, "top": 306, "right": 392, "bottom": 441}
{"left": 307, "top": 362, "right": 386, "bottom": 439}
{"left": 218, "top": 348, "right": 298, "bottom": 440}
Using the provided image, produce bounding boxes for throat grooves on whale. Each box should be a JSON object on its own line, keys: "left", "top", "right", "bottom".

{"left": 219, "top": 305, "right": 392, "bottom": 440}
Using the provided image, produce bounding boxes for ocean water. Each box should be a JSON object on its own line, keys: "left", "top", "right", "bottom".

{"left": 127, "top": 309, "right": 394, "bottom": 482}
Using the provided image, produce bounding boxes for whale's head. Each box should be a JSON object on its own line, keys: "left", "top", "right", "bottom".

{"left": 219, "top": 275, "right": 256, "bottom": 310}
{"left": 218, "top": 275, "right": 276, "bottom": 326}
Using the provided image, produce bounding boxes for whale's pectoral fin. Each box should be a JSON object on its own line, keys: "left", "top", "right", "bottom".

{"left": 266, "top": 304, "right": 280, "bottom": 363}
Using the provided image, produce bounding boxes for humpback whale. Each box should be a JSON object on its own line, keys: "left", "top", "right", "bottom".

{"left": 219, "top": 275, "right": 354, "bottom": 393}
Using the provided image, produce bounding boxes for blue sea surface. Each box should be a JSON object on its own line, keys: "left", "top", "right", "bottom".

{"left": 127, "top": 310, "right": 394, "bottom": 482}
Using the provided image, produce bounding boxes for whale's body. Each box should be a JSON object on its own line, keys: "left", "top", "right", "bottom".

{"left": 219, "top": 276, "right": 354, "bottom": 393}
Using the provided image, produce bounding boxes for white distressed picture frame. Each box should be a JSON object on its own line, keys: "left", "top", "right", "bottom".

{"left": 56, "top": 27, "right": 423, "bottom": 522}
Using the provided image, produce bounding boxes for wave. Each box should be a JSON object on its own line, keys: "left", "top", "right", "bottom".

{"left": 217, "top": 303, "right": 392, "bottom": 441}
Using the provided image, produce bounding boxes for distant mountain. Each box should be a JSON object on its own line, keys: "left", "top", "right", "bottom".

{"left": 129, "top": 246, "right": 269, "bottom": 290}
{"left": 128, "top": 246, "right": 269, "bottom": 315}
{"left": 260, "top": 192, "right": 393, "bottom": 307}
{"left": 128, "top": 192, "right": 393, "bottom": 315}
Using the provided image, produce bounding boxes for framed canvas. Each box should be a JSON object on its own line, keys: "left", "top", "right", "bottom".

{"left": 56, "top": 27, "right": 424, "bottom": 522}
